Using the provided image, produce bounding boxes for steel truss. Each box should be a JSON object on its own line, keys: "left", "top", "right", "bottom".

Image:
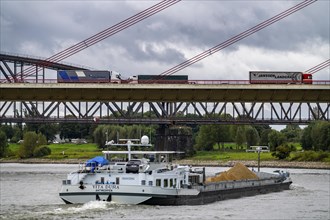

{"left": 1, "top": 101, "right": 329, "bottom": 124}
{"left": 0, "top": 52, "right": 87, "bottom": 83}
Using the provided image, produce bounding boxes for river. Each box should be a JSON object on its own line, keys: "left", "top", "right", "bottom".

{"left": 0, "top": 163, "right": 329, "bottom": 220}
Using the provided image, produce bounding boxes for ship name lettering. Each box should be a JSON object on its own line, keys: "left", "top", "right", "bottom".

{"left": 93, "top": 184, "right": 119, "bottom": 190}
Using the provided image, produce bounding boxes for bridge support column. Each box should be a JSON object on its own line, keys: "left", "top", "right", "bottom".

{"left": 155, "top": 125, "right": 194, "bottom": 156}
{"left": 155, "top": 125, "right": 169, "bottom": 151}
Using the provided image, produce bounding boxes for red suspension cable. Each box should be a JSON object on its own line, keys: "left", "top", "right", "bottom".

{"left": 154, "top": 0, "right": 317, "bottom": 81}
{"left": 13, "top": 0, "right": 181, "bottom": 82}
{"left": 305, "top": 59, "right": 330, "bottom": 74}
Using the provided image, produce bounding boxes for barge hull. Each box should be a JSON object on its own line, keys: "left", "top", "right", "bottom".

{"left": 142, "top": 181, "right": 292, "bottom": 206}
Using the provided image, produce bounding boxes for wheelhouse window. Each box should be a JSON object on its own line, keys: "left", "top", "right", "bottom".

{"left": 164, "top": 179, "right": 168, "bottom": 188}
{"left": 156, "top": 179, "right": 161, "bottom": 187}
{"left": 169, "top": 179, "right": 173, "bottom": 187}
{"left": 148, "top": 181, "right": 153, "bottom": 186}
{"left": 141, "top": 180, "right": 146, "bottom": 185}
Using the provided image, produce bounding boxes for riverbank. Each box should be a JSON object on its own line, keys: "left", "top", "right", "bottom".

{"left": 1, "top": 158, "right": 329, "bottom": 169}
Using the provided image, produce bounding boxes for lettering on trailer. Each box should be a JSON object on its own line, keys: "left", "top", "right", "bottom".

{"left": 93, "top": 184, "right": 119, "bottom": 192}
{"left": 252, "top": 72, "right": 302, "bottom": 81}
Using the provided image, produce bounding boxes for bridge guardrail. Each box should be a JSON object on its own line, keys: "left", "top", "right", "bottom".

{"left": 1, "top": 79, "right": 330, "bottom": 85}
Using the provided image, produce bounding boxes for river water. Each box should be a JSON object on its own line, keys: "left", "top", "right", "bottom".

{"left": 0, "top": 163, "right": 329, "bottom": 220}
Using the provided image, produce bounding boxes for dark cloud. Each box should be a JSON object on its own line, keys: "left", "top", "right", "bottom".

{"left": 1, "top": 1, "right": 329, "bottom": 79}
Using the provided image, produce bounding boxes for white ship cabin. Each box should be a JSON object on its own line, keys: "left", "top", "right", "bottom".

{"left": 101, "top": 137, "right": 184, "bottom": 172}
{"left": 64, "top": 151, "right": 192, "bottom": 190}
{"left": 63, "top": 136, "right": 201, "bottom": 190}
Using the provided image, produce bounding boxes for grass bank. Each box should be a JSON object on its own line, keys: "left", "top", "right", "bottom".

{"left": 190, "top": 151, "right": 274, "bottom": 161}
{"left": 2, "top": 143, "right": 329, "bottom": 169}
{"left": 6, "top": 143, "right": 103, "bottom": 160}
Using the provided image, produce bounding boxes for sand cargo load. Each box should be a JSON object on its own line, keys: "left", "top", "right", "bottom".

{"left": 206, "top": 162, "right": 259, "bottom": 183}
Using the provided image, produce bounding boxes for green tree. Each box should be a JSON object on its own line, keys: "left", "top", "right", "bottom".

{"left": 254, "top": 125, "right": 271, "bottom": 138}
{"left": 0, "top": 125, "right": 23, "bottom": 143}
{"left": 318, "top": 122, "right": 330, "bottom": 151}
{"left": 0, "top": 125, "right": 14, "bottom": 141}
{"left": 18, "top": 132, "right": 47, "bottom": 158}
{"left": 25, "top": 122, "right": 58, "bottom": 142}
{"left": 281, "top": 125, "right": 301, "bottom": 142}
{"left": 268, "top": 130, "right": 286, "bottom": 151}
{"left": 235, "top": 126, "right": 246, "bottom": 149}
{"left": 301, "top": 126, "right": 313, "bottom": 150}
{"left": 0, "top": 130, "right": 8, "bottom": 157}
{"left": 194, "top": 123, "right": 232, "bottom": 151}
{"left": 11, "top": 126, "right": 23, "bottom": 143}
{"left": 195, "top": 125, "right": 214, "bottom": 151}
{"left": 93, "top": 125, "right": 107, "bottom": 148}
{"left": 245, "top": 126, "right": 260, "bottom": 147}
{"left": 211, "top": 124, "right": 231, "bottom": 150}
{"left": 272, "top": 144, "right": 291, "bottom": 160}
{"left": 310, "top": 121, "right": 330, "bottom": 151}
{"left": 260, "top": 129, "right": 272, "bottom": 146}
{"left": 59, "top": 120, "right": 92, "bottom": 140}
{"left": 301, "top": 121, "right": 330, "bottom": 151}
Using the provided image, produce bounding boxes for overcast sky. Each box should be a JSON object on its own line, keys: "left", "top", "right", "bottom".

{"left": 1, "top": 0, "right": 329, "bottom": 81}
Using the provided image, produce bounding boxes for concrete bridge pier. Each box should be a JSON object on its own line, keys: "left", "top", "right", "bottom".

{"left": 155, "top": 124, "right": 194, "bottom": 156}
{"left": 155, "top": 124, "right": 169, "bottom": 151}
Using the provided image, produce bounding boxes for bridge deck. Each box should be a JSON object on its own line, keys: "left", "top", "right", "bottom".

{"left": 0, "top": 83, "right": 329, "bottom": 102}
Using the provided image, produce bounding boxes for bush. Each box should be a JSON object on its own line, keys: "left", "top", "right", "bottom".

{"left": 290, "top": 151, "right": 329, "bottom": 162}
{"left": 33, "top": 146, "right": 51, "bottom": 157}
{"left": 0, "top": 130, "right": 8, "bottom": 157}
{"left": 18, "top": 132, "right": 47, "bottom": 158}
{"left": 272, "top": 144, "right": 291, "bottom": 160}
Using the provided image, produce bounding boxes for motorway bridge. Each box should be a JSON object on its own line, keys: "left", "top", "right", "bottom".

{"left": 1, "top": 52, "right": 329, "bottom": 125}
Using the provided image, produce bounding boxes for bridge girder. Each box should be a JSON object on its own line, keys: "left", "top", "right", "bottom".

{"left": 1, "top": 83, "right": 329, "bottom": 103}
{"left": 1, "top": 101, "right": 329, "bottom": 125}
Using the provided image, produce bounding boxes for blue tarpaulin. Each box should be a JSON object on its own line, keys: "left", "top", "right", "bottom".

{"left": 85, "top": 156, "right": 109, "bottom": 168}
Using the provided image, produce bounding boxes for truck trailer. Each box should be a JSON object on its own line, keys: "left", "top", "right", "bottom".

{"left": 137, "top": 75, "right": 188, "bottom": 84}
{"left": 249, "top": 71, "right": 312, "bottom": 84}
{"left": 57, "top": 70, "right": 112, "bottom": 83}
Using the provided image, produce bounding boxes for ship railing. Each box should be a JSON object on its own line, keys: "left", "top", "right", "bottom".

{"left": 256, "top": 172, "right": 280, "bottom": 179}
{"left": 66, "top": 172, "right": 87, "bottom": 185}
{"left": 77, "top": 162, "right": 112, "bottom": 173}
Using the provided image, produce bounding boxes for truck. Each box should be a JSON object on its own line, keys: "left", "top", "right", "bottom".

{"left": 57, "top": 70, "right": 189, "bottom": 84}
{"left": 135, "top": 75, "right": 188, "bottom": 84}
{"left": 57, "top": 70, "right": 111, "bottom": 83}
{"left": 249, "top": 71, "right": 312, "bottom": 84}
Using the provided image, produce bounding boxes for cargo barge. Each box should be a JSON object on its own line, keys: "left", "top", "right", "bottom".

{"left": 59, "top": 136, "right": 292, "bottom": 205}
